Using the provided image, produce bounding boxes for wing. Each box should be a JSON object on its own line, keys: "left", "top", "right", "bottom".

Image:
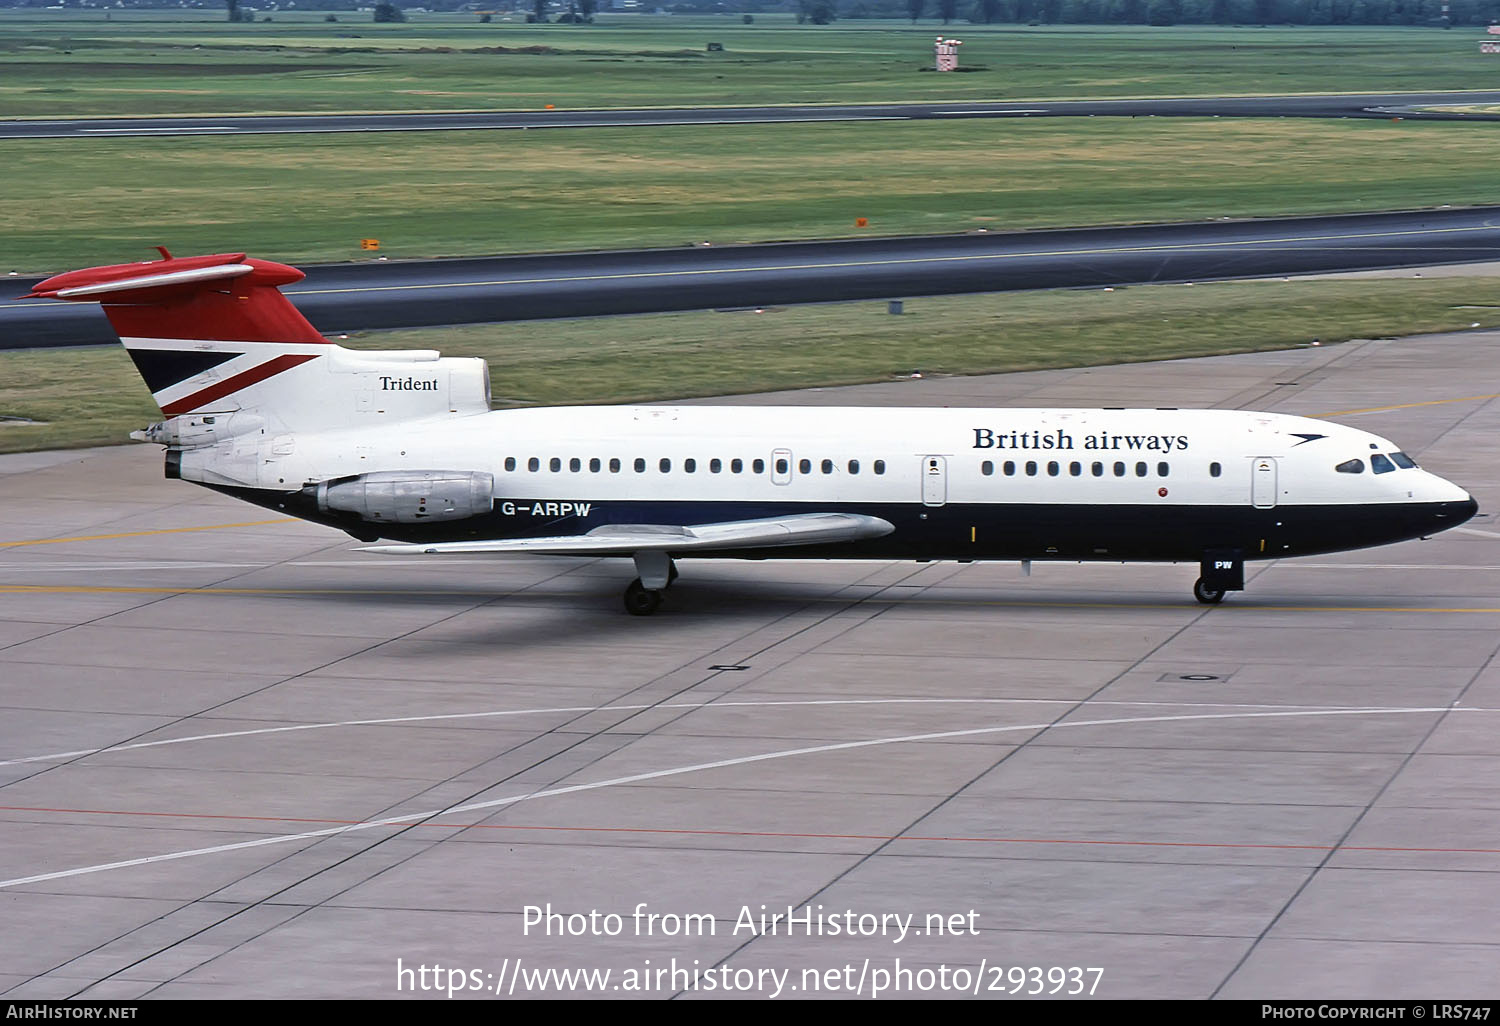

{"left": 361, "top": 512, "right": 894, "bottom": 556}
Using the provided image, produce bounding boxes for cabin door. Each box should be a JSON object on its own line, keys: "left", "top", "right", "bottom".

{"left": 922, "top": 455, "right": 948, "bottom": 507}
{"left": 1251, "top": 457, "right": 1278, "bottom": 509}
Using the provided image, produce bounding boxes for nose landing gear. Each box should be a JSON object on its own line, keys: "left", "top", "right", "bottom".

{"left": 1193, "top": 577, "right": 1226, "bottom": 605}
{"left": 1195, "top": 549, "right": 1244, "bottom": 605}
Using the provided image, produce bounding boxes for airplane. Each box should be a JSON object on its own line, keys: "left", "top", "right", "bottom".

{"left": 27, "top": 249, "right": 1479, "bottom": 615}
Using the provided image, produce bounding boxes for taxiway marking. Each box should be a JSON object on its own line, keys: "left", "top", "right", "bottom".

{"left": 0, "top": 519, "right": 296, "bottom": 549}
{"left": 0, "top": 704, "right": 1477, "bottom": 890}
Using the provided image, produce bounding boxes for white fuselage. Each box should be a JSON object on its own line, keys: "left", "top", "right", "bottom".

{"left": 183, "top": 403, "right": 1474, "bottom": 563}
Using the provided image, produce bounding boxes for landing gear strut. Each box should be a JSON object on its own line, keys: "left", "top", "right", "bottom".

{"left": 623, "top": 551, "right": 677, "bottom": 616}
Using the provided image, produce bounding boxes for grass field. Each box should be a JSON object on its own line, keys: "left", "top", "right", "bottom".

{"left": 1, "top": 14, "right": 1496, "bottom": 117}
{"left": 4, "top": 276, "right": 1497, "bottom": 454}
{"left": 6, "top": 116, "right": 1499, "bottom": 272}
{"left": 4, "top": 13, "right": 1497, "bottom": 456}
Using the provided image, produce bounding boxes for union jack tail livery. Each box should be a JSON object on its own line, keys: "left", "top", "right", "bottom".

{"left": 27, "top": 249, "right": 490, "bottom": 486}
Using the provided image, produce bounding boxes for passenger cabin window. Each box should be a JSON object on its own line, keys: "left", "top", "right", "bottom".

{"left": 659, "top": 458, "right": 672, "bottom": 473}
{"left": 775, "top": 458, "right": 788, "bottom": 475}
{"left": 1070, "top": 462, "right": 1082, "bottom": 477}
{"left": 1209, "top": 462, "right": 1221, "bottom": 478}
{"left": 1157, "top": 462, "right": 1169, "bottom": 477}
{"left": 848, "top": 459, "right": 860, "bottom": 474}
{"left": 550, "top": 457, "right": 562, "bottom": 473}
{"left": 528, "top": 457, "right": 540, "bottom": 472}
{"left": 981, "top": 461, "right": 994, "bottom": 476}
{"left": 505, "top": 457, "right": 516, "bottom": 472}
{"left": 1370, "top": 453, "right": 1396, "bottom": 474}
{"left": 753, "top": 459, "right": 765, "bottom": 474}
{"left": 634, "top": 458, "right": 646, "bottom": 473}
{"left": 874, "top": 460, "right": 886, "bottom": 475}
{"left": 589, "top": 458, "right": 600, "bottom": 473}
{"left": 1025, "top": 461, "right": 1038, "bottom": 476}
{"left": 609, "top": 458, "right": 621, "bottom": 473}
{"left": 1390, "top": 452, "right": 1418, "bottom": 469}
{"left": 710, "top": 458, "right": 722, "bottom": 473}
{"left": 799, "top": 459, "right": 811, "bottom": 475}
{"left": 822, "top": 459, "right": 834, "bottom": 474}
{"left": 1114, "top": 462, "right": 1126, "bottom": 477}
{"left": 1135, "top": 462, "right": 1148, "bottom": 478}
{"left": 1047, "top": 461, "right": 1060, "bottom": 477}
{"left": 732, "top": 458, "right": 744, "bottom": 474}
{"left": 1336, "top": 459, "right": 1364, "bottom": 474}
{"left": 684, "top": 458, "right": 696, "bottom": 473}
{"left": 569, "top": 457, "right": 581, "bottom": 472}
{"left": 1092, "top": 461, "right": 1104, "bottom": 477}
{"left": 1003, "top": 461, "right": 1016, "bottom": 476}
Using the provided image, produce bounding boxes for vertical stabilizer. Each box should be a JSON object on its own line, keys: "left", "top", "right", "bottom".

{"left": 28, "top": 251, "right": 491, "bottom": 444}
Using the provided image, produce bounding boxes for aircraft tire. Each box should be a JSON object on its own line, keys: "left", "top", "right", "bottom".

{"left": 624, "top": 579, "right": 663, "bottom": 616}
{"left": 1193, "top": 577, "right": 1226, "bottom": 605}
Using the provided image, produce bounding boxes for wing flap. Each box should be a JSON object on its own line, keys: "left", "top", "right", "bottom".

{"left": 361, "top": 512, "right": 894, "bottom": 556}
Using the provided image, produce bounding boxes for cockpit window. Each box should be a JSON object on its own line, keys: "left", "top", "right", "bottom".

{"left": 1335, "top": 459, "right": 1364, "bottom": 474}
{"left": 1370, "top": 453, "right": 1395, "bottom": 474}
{"left": 1390, "top": 452, "right": 1418, "bottom": 469}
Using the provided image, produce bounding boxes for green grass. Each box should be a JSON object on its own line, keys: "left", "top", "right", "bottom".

{"left": 5, "top": 117, "right": 1499, "bottom": 272}
{"left": 5, "top": 277, "right": 1498, "bottom": 454}
{"left": 1, "top": 14, "right": 1496, "bottom": 117}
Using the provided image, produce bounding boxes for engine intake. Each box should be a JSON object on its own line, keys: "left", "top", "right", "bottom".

{"left": 315, "top": 471, "right": 495, "bottom": 524}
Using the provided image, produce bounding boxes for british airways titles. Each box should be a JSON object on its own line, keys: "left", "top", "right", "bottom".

{"left": 973, "top": 428, "right": 1191, "bottom": 453}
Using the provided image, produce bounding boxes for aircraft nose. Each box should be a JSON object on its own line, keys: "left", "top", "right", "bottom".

{"left": 1433, "top": 492, "right": 1478, "bottom": 529}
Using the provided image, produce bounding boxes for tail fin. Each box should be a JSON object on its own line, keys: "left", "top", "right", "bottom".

{"left": 30, "top": 250, "right": 490, "bottom": 442}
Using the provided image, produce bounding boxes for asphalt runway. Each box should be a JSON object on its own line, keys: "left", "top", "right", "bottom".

{"left": 3, "top": 330, "right": 1499, "bottom": 998}
{"left": 8, "top": 206, "right": 1500, "bottom": 348}
{"left": 5, "top": 91, "right": 1500, "bottom": 140}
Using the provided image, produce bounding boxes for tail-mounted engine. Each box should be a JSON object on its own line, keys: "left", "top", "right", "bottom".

{"left": 312, "top": 471, "right": 495, "bottom": 524}
{"left": 131, "top": 412, "right": 265, "bottom": 448}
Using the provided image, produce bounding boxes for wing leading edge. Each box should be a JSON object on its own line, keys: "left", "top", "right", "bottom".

{"left": 360, "top": 512, "right": 895, "bottom": 556}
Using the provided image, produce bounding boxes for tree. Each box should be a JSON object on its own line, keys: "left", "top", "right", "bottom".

{"left": 373, "top": 1, "right": 405, "bottom": 20}
{"left": 532, "top": 0, "right": 548, "bottom": 22}
{"left": 907, "top": 0, "right": 924, "bottom": 21}
{"left": 577, "top": 0, "right": 596, "bottom": 19}
{"left": 938, "top": 0, "right": 958, "bottom": 19}
{"left": 225, "top": 0, "right": 239, "bottom": 21}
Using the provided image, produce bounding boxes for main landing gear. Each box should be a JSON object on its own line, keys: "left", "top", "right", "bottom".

{"left": 623, "top": 551, "right": 678, "bottom": 616}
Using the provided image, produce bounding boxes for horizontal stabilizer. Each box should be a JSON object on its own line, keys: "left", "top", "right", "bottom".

{"left": 43, "top": 264, "right": 255, "bottom": 300}
{"left": 26, "top": 250, "right": 324, "bottom": 346}
{"left": 362, "top": 512, "right": 895, "bottom": 556}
